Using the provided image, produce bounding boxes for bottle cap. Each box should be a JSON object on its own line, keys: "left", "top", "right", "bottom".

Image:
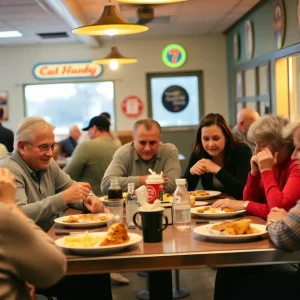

{"left": 175, "top": 178, "right": 186, "bottom": 185}
{"left": 128, "top": 182, "right": 135, "bottom": 189}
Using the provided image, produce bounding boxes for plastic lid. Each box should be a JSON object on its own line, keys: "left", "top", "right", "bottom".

{"left": 176, "top": 178, "right": 186, "bottom": 185}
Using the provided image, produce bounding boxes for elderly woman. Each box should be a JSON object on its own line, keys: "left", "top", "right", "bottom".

{"left": 214, "top": 118, "right": 300, "bottom": 300}
{"left": 213, "top": 115, "right": 300, "bottom": 219}
{"left": 184, "top": 113, "right": 252, "bottom": 199}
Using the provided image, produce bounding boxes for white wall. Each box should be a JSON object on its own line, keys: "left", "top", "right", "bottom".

{"left": 0, "top": 35, "right": 228, "bottom": 132}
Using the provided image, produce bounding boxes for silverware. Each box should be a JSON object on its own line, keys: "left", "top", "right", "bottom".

{"left": 55, "top": 230, "right": 103, "bottom": 236}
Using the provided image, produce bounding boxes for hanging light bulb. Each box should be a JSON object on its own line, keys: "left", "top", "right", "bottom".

{"left": 92, "top": 47, "right": 137, "bottom": 70}
{"left": 73, "top": 2, "right": 148, "bottom": 36}
{"left": 109, "top": 59, "right": 120, "bottom": 70}
{"left": 117, "top": 0, "right": 186, "bottom": 3}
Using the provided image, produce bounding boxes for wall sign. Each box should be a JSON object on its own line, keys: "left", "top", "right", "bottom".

{"left": 32, "top": 61, "right": 103, "bottom": 80}
{"left": 162, "top": 85, "right": 189, "bottom": 113}
{"left": 245, "top": 20, "right": 254, "bottom": 60}
{"left": 121, "top": 96, "right": 143, "bottom": 118}
{"left": 273, "top": 0, "right": 285, "bottom": 49}
{"left": 233, "top": 33, "right": 240, "bottom": 61}
{"left": 162, "top": 44, "right": 187, "bottom": 68}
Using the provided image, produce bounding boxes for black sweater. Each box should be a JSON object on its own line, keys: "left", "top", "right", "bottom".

{"left": 183, "top": 143, "right": 252, "bottom": 199}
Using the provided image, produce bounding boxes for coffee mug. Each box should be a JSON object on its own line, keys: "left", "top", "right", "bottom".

{"left": 133, "top": 207, "right": 168, "bottom": 243}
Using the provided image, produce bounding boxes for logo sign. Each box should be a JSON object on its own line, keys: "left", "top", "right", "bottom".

{"left": 121, "top": 96, "right": 143, "bottom": 118}
{"left": 32, "top": 61, "right": 103, "bottom": 80}
{"left": 162, "top": 44, "right": 187, "bottom": 68}
{"left": 162, "top": 85, "right": 189, "bottom": 113}
{"left": 273, "top": 0, "right": 285, "bottom": 49}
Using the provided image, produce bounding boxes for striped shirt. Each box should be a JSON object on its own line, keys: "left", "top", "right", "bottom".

{"left": 268, "top": 200, "right": 300, "bottom": 251}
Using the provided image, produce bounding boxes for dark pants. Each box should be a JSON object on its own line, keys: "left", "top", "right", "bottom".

{"left": 214, "top": 264, "right": 300, "bottom": 300}
{"left": 37, "top": 274, "right": 112, "bottom": 300}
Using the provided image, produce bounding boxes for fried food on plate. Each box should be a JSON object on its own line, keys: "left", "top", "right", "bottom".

{"left": 211, "top": 219, "right": 259, "bottom": 235}
{"left": 197, "top": 207, "right": 211, "bottom": 213}
{"left": 64, "top": 231, "right": 103, "bottom": 247}
{"left": 221, "top": 207, "right": 236, "bottom": 213}
{"left": 63, "top": 214, "right": 107, "bottom": 223}
{"left": 190, "top": 190, "right": 210, "bottom": 197}
{"left": 100, "top": 223, "right": 130, "bottom": 246}
{"left": 63, "top": 216, "right": 79, "bottom": 223}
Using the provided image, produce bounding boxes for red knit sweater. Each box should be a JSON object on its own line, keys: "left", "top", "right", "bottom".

{"left": 243, "top": 156, "right": 300, "bottom": 219}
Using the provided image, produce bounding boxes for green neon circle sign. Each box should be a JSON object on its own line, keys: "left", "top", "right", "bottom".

{"left": 162, "top": 44, "right": 187, "bottom": 68}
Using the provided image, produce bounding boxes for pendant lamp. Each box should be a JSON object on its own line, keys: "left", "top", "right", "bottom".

{"left": 72, "top": 2, "right": 149, "bottom": 36}
{"left": 92, "top": 47, "right": 137, "bottom": 70}
{"left": 117, "top": 0, "right": 186, "bottom": 3}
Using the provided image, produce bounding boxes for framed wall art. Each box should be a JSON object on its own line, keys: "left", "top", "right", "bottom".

{"left": 273, "top": 0, "right": 286, "bottom": 49}
{"left": 233, "top": 33, "right": 240, "bottom": 61}
{"left": 245, "top": 20, "right": 254, "bottom": 60}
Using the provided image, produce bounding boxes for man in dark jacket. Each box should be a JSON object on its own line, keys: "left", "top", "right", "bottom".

{"left": 0, "top": 107, "right": 14, "bottom": 152}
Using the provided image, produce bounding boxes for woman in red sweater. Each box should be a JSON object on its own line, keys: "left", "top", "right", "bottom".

{"left": 212, "top": 115, "right": 300, "bottom": 219}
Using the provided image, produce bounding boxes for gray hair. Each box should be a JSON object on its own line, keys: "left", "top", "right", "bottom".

{"left": 133, "top": 119, "right": 161, "bottom": 137}
{"left": 282, "top": 119, "right": 300, "bottom": 138}
{"left": 247, "top": 115, "right": 293, "bottom": 150}
{"left": 15, "top": 117, "right": 55, "bottom": 149}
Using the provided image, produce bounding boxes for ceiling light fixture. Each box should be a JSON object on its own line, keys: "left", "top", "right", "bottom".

{"left": 116, "top": 0, "right": 186, "bottom": 4}
{"left": 0, "top": 31, "right": 22, "bottom": 38}
{"left": 72, "top": 1, "right": 148, "bottom": 36}
{"left": 92, "top": 46, "right": 137, "bottom": 71}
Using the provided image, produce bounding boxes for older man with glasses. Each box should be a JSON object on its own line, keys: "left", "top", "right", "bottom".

{"left": 0, "top": 116, "right": 112, "bottom": 300}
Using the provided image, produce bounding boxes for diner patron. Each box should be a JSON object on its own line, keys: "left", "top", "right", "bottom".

{"left": 184, "top": 113, "right": 252, "bottom": 199}
{"left": 101, "top": 118, "right": 181, "bottom": 194}
{"left": 213, "top": 115, "right": 300, "bottom": 219}
{"left": 0, "top": 168, "right": 66, "bottom": 300}
{"left": 0, "top": 117, "right": 112, "bottom": 300}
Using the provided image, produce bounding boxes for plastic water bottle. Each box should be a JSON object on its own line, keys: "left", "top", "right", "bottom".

{"left": 126, "top": 183, "right": 139, "bottom": 229}
{"left": 173, "top": 178, "right": 191, "bottom": 230}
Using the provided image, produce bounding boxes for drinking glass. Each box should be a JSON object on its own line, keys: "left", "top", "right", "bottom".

{"left": 104, "top": 199, "right": 124, "bottom": 228}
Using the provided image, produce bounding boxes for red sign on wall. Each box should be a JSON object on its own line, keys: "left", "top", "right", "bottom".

{"left": 121, "top": 96, "right": 143, "bottom": 118}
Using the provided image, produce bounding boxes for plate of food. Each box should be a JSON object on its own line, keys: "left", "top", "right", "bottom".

{"left": 191, "top": 206, "right": 245, "bottom": 218}
{"left": 99, "top": 192, "right": 127, "bottom": 203}
{"left": 162, "top": 194, "right": 207, "bottom": 207}
{"left": 189, "top": 190, "right": 221, "bottom": 200}
{"left": 55, "top": 223, "right": 142, "bottom": 255}
{"left": 193, "top": 219, "right": 267, "bottom": 242}
{"left": 54, "top": 213, "right": 107, "bottom": 228}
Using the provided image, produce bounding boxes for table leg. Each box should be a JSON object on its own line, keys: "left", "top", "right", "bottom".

{"left": 148, "top": 270, "right": 172, "bottom": 300}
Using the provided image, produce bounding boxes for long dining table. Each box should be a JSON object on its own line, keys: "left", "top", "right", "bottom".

{"left": 48, "top": 208, "right": 300, "bottom": 299}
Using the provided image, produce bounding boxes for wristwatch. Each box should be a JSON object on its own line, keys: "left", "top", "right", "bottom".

{"left": 242, "top": 201, "right": 249, "bottom": 209}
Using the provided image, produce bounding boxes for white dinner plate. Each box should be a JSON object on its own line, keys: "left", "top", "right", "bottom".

{"left": 55, "top": 232, "right": 143, "bottom": 255}
{"left": 54, "top": 213, "right": 107, "bottom": 228}
{"left": 191, "top": 206, "right": 246, "bottom": 218}
{"left": 193, "top": 223, "right": 267, "bottom": 242}
{"left": 189, "top": 190, "right": 221, "bottom": 200}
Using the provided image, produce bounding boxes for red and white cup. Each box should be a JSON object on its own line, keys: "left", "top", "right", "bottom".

{"left": 146, "top": 174, "right": 164, "bottom": 204}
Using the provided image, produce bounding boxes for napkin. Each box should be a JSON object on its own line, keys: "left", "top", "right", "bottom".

{"left": 135, "top": 185, "right": 148, "bottom": 206}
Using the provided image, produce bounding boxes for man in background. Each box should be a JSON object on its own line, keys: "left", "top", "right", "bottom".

{"left": 64, "top": 116, "right": 118, "bottom": 196}
{"left": 232, "top": 108, "right": 260, "bottom": 153}
{"left": 79, "top": 112, "right": 122, "bottom": 147}
{"left": 0, "top": 106, "right": 14, "bottom": 152}
{"left": 101, "top": 118, "right": 181, "bottom": 194}
{"left": 61, "top": 125, "right": 81, "bottom": 157}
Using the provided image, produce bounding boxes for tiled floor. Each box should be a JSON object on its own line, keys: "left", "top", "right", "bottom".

{"left": 37, "top": 268, "right": 216, "bottom": 300}
{"left": 112, "top": 269, "right": 216, "bottom": 300}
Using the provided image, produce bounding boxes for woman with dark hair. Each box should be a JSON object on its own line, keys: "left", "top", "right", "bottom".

{"left": 184, "top": 113, "right": 252, "bottom": 199}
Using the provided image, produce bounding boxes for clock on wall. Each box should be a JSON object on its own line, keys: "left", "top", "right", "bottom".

{"left": 273, "top": 0, "right": 286, "bottom": 49}
{"left": 245, "top": 20, "right": 254, "bottom": 60}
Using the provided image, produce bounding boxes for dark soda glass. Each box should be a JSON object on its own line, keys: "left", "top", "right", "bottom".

{"left": 108, "top": 188, "right": 122, "bottom": 200}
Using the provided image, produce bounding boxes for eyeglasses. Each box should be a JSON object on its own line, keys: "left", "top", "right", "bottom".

{"left": 25, "top": 142, "right": 59, "bottom": 152}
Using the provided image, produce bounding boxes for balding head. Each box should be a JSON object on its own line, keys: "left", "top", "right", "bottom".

{"left": 69, "top": 125, "right": 81, "bottom": 141}
{"left": 237, "top": 108, "right": 260, "bottom": 135}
